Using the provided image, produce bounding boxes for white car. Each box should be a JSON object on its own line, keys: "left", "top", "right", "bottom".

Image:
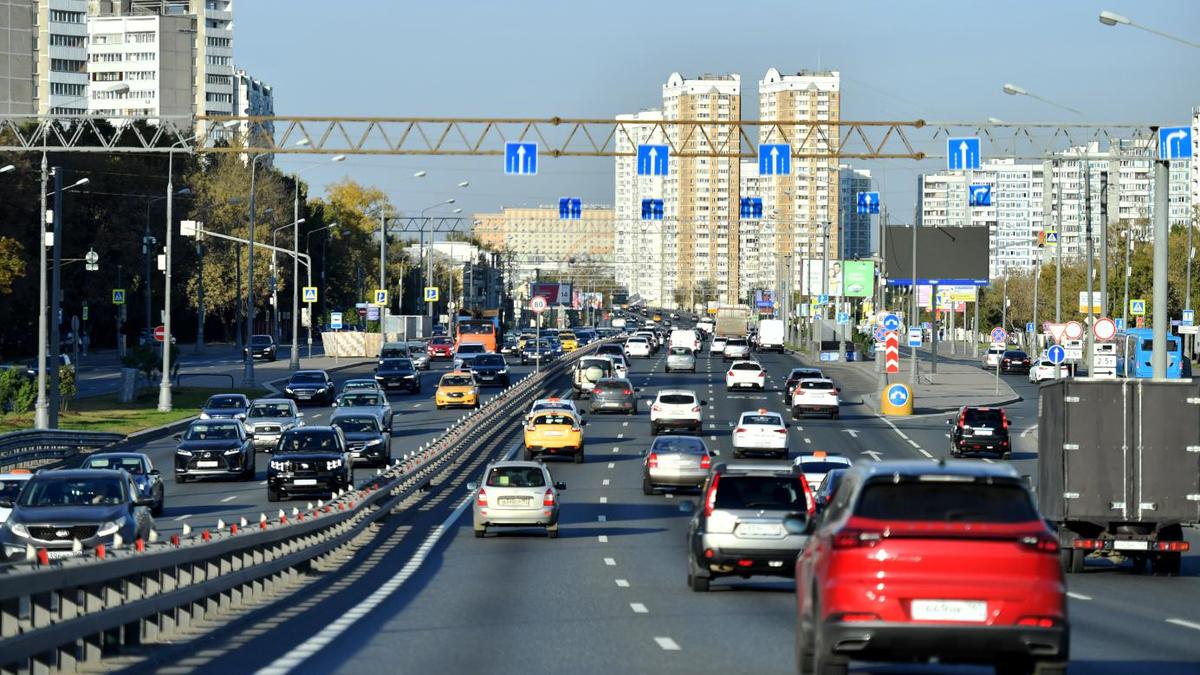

{"left": 634, "top": 330, "right": 659, "bottom": 350}
{"left": 624, "top": 337, "right": 652, "bottom": 358}
{"left": 793, "top": 452, "right": 853, "bottom": 491}
{"left": 725, "top": 360, "right": 766, "bottom": 391}
{"left": 982, "top": 345, "right": 1006, "bottom": 370}
{"left": 1029, "top": 358, "right": 1075, "bottom": 383}
{"left": 0, "top": 473, "right": 33, "bottom": 523}
{"left": 709, "top": 336, "right": 728, "bottom": 355}
{"left": 650, "top": 389, "right": 705, "bottom": 435}
{"left": 472, "top": 461, "right": 566, "bottom": 538}
{"left": 606, "top": 354, "right": 629, "bottom": 380}
{"left": 723, "top": 337, "right": 751, "bottom": 361}
{"left": 732, "top": 409, "right": 789, "bottom": 459}
{"left": 790, "top": 378, "right": 840, "bottom": 419}
{"left": 670, "top": 328, "right": 702, "bottom": 352}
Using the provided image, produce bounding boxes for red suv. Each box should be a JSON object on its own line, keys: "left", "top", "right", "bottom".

{"left": 427, "top": 337, "right": 454, "bottom": 359}
{"left": 794, "top": 460, "right": 1067, "bottom": 675}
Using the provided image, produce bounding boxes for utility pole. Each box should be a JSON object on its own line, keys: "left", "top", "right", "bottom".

{"left": 1084, "top": 157, "right": 1095, "bottom": 372}
{"left": 1151, "top": 157, "right": 1169, "bottom": 378}
{"left": 49, "top": 168, "right": 63, "bottom": 428}
{"left": 243, "top": 157, "right": 259, "bottom": 389}
{"left": 157, "top": 152, "right": 176, "bottom": 412}
{"left": 34, "top": 155, "right": 50, "bottom": 429}
{"left": 1100, "top": 171, "right": 1109, "bottom": 318}
{"left": 910, "top": 221, "right": 918, "bottom": 385}
{"left": 195, "top": 240, "right": 205, "bottom": 352}
{"left": 1055, "top": 159, "right": 1063, "bottom": 322}
{"left": 289, "top": 179, "right": 301, "bottom": 370}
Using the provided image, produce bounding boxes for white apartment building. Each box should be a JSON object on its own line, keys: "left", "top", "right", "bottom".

{"left": 837, "top": 165, "right": 873, "bottom": 259}
{"left": 738, "top": 160, "right": 773, "bottom": 295}
{"left": 662, "top": 72, "right": 741, "bottom": 306}
{"left": 233, "top": 66, "right": 273, "bottom": 145}
{"left": 613, "top": 109, "right": 670, "bottom": 307}
{"left": 35, "top": 0, "right": 89, "bottom": 115}
{"left": 758, "top": 68, "right": 841, "bottom": 292}
{"left": 473, "top": 205, "right": 616, "bottom": 291}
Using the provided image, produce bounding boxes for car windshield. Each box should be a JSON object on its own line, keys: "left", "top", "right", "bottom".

{"left": 627, "top": 337, "right": 647, "bottom": 343}
{"left": 659, "top": 394, "right": 695, "bottom": 405}
{"left": 379, "top": 348, "right": 405, "bottom": 359}
{"left": 485, "top": 466, "right": 546, "bottom": 488}
{"left": 278, "top": 432, "right": 340, "bottom": 453}
{"left": 597, "top": 380, "right": 629, "bottom": 391}
{"left": 83, "top": 456, "right": 146, "bottom": 475}
{"left": 458, "top": 344, "right": 486, "bottom": 354}
{"left": 251, "top": 336, "right": 272, "bottom": 346}
{"left": 380, "top": 359, "right": 413, "bottom": 370}
{"left": 407, "top": 344, "right": 426, "bottom": 353}
{"left": 1003, "top": 351, "right": 1027, "bottom": 358}
{"left": 801, "top": 381, "right": 834, "bottom": 390}
{"left": 339, "top": 394, "right": 381, "bottom": 407}
{"left": 431, "top": 337, "right": 453, "bottom": 346}
{"left": 532, "top": 414, "right": 575, "bottom": 426}
{"left": 799, "top": 461, "right": 849, "bottom": 474}
{"left": 670, "top": 347, "right": 692, "bottom": 356}
{"left": 727, "top": 339, "right": 747, "bottom": 346}
{"left": 291, "top": 372, "right": 325, "bottom": 384}
{"left": 731, "top": 363, "right": 760, "bottom": 371}
{"left": 855, "top": 480, "right": 1038, "bottom": 523}
{"left": 249, "top": 403, "right": 293, "bottom": 418}
{"left": 963, "top": 409, "right": 1003, "bottom": 427}
{"left": 742, "top": 415, "right": 782, "bottom": 426}
{"left": 651, "top": 437, "right": 706, "bottom": 455}
{"left": 206, "top": 396, "right": 245, "bottom": 409}
{"left": 344, "top": 381, "right": 376, "bottom": 390}
{"left": 442, "top": 376, "right": 474, "bottom": 387}
{"left": 714, "top": 477, "right": 807, "bottom": 511}
{"left": 473, "top": 355, "right": 505, "bottom": 366}
{"left": 18, "top": 477, "right": 126, "bottom": 507}
{"left": 333, "top": 416, "right": 380, "bottom": 433}
{"left": 459, "top": 323, "right": 492, "bottom": 335}
{"left": 0, "top": 478, "right": 28, "bottom": 501}
{"left": 580, "top": 359, "right": 610, "bottom": 370}
{"left": 184, "top": 423, "right": 241, "bottom": 440}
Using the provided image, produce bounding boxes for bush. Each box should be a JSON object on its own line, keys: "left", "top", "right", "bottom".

{"left": 0, "top": 367, "right": 24, "bottom": 412}
{"left": 58, "top": 364, "right": 77, "bottom": 412}
{"left": 9, "top": 377, "right": 35, "bottom": 414}
{"left": 122, "top": 346, "right": 160, "bottom": 382}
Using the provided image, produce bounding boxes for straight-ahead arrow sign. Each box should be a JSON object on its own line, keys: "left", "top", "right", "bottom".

{"left": 843, "top": 429, "right": 859, "bottom": 438}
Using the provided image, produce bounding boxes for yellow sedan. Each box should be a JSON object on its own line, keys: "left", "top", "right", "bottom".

{"left": 435, "top": 371, "right": 480, "bottom": 409}
{"left": 524, "top": 411, "right": 586, "bottom": 463}
{"left": 558, "top": 332, "right": 579, "bottom": 352}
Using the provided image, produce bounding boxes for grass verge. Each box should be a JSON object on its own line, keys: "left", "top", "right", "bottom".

{"left": 0, "top": 387, "right": 266, "bottom": 435}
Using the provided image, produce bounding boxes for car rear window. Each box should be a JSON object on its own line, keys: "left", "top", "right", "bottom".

{"left": 485, "top": 466, "right": 546, "bottom": 488}
{"left": 742, "top": 414, "right": 782, "bottom": 425}
{"left": 1003, "top": 351, "right": 1028, "bottom": 359}
{"left": 597, "top": 380, "right": 629, "bottom": 391}
{"left": 855, "top": 480, "right": 1038, "bottom": 523}
{"left": 206, "top": 396, "right": 245, "bottom": 409}
{"left": 731, "top": 363, "right": 760, "bottom": 371}
{"left": 798, "top": 461, "right": 849, "bottom": 474}
{"left": 532, "top": 414, "right": 575, "bottom": 426}
{"left": 714, "top": 477, "right": 807, "bottom": 511}
{"left": 659, "top": 394, "right": 695, "bottom": 405}
{"left": 670, "top": 347, "right": 692, "bottom": 355}
{"left": 800, "top": 381, "right": 834, "bottom": 390}
{"left": 458, "top": 344, "right": 486, "bottom": 354}
{"left": 651, "top": 437, "right": 707, "bottom": 455}
{"left": 963, "top": 409, "right": 1003, "bottom": 426}
{"left": 726, "top": 339, "right": 747, "bottom": 346}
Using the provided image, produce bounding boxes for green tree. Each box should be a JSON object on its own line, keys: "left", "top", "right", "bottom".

{"left": 57, "top": 364, "right": 77, "bottom": 412}
{"left": 0, "top": 236, "right": 26, "bottom": 294}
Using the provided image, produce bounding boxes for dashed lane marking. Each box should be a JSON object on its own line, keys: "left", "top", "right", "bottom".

{"left": 1166, "top": 618, "right": 1200, "bottom": 631}
{"left": 1067, "top": 592, "right": 1092, "bottom": 601}
{"left": 654, "top": 637, "right": 681, "bottom": 651}
{"left": 598, "top": 515, "right": 607, "bottom": 522}
{"left": 607, "top": 462, "right": 615, "bottom": 469}
{"left": 598, "top": 535, "right": 609, "bottom": 543}
{"left": 615, "top": 579, "right": 630, "bottom": 587}
{"left": 602, "top": 479, "right": 610, "bottom": 486}
{"left": 604, "top": 557, "right": 617, "bottom": 566}
{"left": 630, "top": 603, "right": 649, "bottom": 614}
{"left": 220, "top": 495, "right": 238, "bottom": 503}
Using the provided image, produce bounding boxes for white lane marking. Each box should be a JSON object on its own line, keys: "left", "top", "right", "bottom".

{"left": 795, "top": 426, "right": 804, "bottom": 431}
{"left": 411, "top": 403, "right": 422, "bottom": 408}
{"left": 804, "top": 438, "right": 812, "bottom": 444}
{"left": 917, "top": 448, "right": 934, "bottom": 458}
{"left": 623, "top": 422, "right": 629, "bottom": 427}
{"left": 612, "top": 447, "right": 620, "bottom": 453}
{"left": 615, "top": 579, "right": 630, "bottom": 588}
{"left": 604, "top": 557, "right": 617, "bottom": 566}
{"left": 630, "top": 602, "right": 649, "bottom": 614}
{"left": 710, "top": 435, "right": 717, "bottom": 441}
{"left": 1067, "top": 592, "right": 1092, "bottom": 601}
{"left": 944, "top": 434, "right": 951, "bottom": 438}
{"left": 602, "top": 479, "right": 610, "bottom": 486}
{"left": 598, "top": 535, "right": 609, "bottom": 543}
{"left": 665, "top": 493, "right": 674, "bottom": 499}
{"left": 617, "top": 433, "right": 625, "bottom": 439}
{"left": 599, "top": 497, "right": 608, "bottom": 503}
{"left": 654, "top": 637, "right": 681, "bottom": 651}
{"left": 220, "top": 495, "right": 238, "bottom": 503}
{"left": 607, "top": 462, "right": 615, "bottom": 469}
{"left": 907, "top": 439, "right": 921, "bottom": 449}
{"left": 260, "top": 480, "right": 268, "bottom": 486}
{"left": 598, "top": 515, "right": 607, "bottom": 522}
{"left": 1021, "top": 424, "right": 1037, "bottom": 438}
{"left": 1166, "top": 618, "right": 1200, "bottom": 631}
{"left": 173, "top": 514, "right": 192, "bottom": 522}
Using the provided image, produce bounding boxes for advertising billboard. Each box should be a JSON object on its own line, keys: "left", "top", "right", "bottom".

{"left": 842, "top": 261, "right": 875, "bottom": 298}
{"left": 883, "top": 225, "right": 990, "bottom": 285}
{"left": 529, "top": 282, "right": 572, "bottom": 306}
{"left": 801, "top": 260, "right": 843, "bottom": 298}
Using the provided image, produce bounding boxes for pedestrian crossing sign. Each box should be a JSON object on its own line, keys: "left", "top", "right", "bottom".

{"left": 425, "top": 287, "right": 439, "bottom": 302}
{"left": 373, "top": 289, "right": 388, "bottom": 306}
{"left": 112, "top": 289, "right": 125, "bottom": 305}
{"left": 302, "top": 286, "right": 318, "bottom": 303}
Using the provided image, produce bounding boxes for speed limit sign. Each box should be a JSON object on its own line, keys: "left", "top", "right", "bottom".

{"left": 529, "top": 296, "right": 548, "bottom": 314}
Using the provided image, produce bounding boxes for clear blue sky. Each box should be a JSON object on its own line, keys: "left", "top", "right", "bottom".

{"left": 237, "top": 0, "right": 1199, "bottom": 224}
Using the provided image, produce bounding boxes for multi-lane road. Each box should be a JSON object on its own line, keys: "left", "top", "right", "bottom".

{"left": 105, "top": 341, "right": 1199, "bottom": 674}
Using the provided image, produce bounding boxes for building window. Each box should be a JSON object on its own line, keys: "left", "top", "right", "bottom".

{"left": 207, "top": 36, "right": 232, "bottom": 48}
{"left": 126, "top": 32, "right": 156, "bottom": 44}
{"left": 128, "top": 52, "right": 156, "bottom": 62}
{"left": 50, "top": 10, "right": 84, "bottom": 24}
{"left": 49, "top": 34, "right": 87, "bottom": 48}
{"left": 207, "top": 55, "right": 232, "bottom": 66}
{"left": 51, "top": 59, "right": 87, "bottom": 74}
{"left": 90, "top": 53, "right": 122, "bottom": 63}
{"left": 50, "top": 82, "right": 86, "bottom": 96}
{"left": 91, "top": 72, "right": 123, "bottom": 82}
{"left": 128, "top": 71, "right": 156, "bottom": 81}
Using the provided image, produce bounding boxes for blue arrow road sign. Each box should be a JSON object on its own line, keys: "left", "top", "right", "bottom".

{"left": 969, "top": 184, "right": 992, "bottom": 207}
{"left": 882, "top": 313, "right": 901, "bottom": 332}
{"left": 641, "top": 198, "right": 664, "bottom": 221}
{"left": 1047, "top": 344, "right": 1066, "bottom": 366}
{"left": 637, "top": 144, "right": 669, "bottom": 176}
{"left": 818, "top": 294, "right": 830, "bottom": 305}
{"left": 504, "top": 142, "right": 537, "bottom": 175}
{"left": 558, "top": 197, "right": 582, "bottom": 220}
{"left": 856, "top": 191, "right": 880, "bottom": 215}
{"left": 947, "top": 137, "right": 981, "bottom": 171}
{"left": 837, "top": 312, "right": 849, "bottom": 325}
{"left": 886, "top": 384, "right": 910, "bottom": 407}
{"left": 758, "top": 143, "right": 790, "bottom": 176}
{"left": 873, "top": 327, "right": 887, "bottom": 342}
{"left": 739, "top": 197, "right": 763, "bottom": 219}
{"left": 1158, "top": 126, "right": 1192, "bottom": 161}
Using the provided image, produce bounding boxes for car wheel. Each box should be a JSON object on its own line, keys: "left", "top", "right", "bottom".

{"left": 1032, "top": 662, "right": 1068, "bottom": 675}
{"left": 831, "top": 411, "right": 839, "bottom": 420}
{"left": 688, "top": 557, "right": 711, "bottom": 592}
{"left": 152, "top": 501, "right": 164, "bottom": 517}
{"left": 733, "top": 450, "right": 743, "bottom": 459}
{"left": 642, "top": 476, "right": 655, "bottom": 495}
{"left": 474, "top": 527, "right": 486, "bottom": 538}
{"left": 523, "top": 447, "right": 535, "bottom": 462}
{"left": 267, "top": 488, "right": 280, "bottom": 502}
{"left": 546, "top": 525, "right": 559, "bottom": 539}
{"left": 574, "top": 450, "right": 585, "bottom": 464}
{"left": 796, "top": 605, "right": 816, "bottom": 674}
{"left": 1060, "top": 546, "right": 1085, "bottom": 574}
{"left": 174, "top": 474, "right": 187, "bottom": 484}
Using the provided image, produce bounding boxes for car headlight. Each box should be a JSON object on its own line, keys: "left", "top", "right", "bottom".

{"left": 315, "top": 386, "right": 326, "bottom": 392}
{"left": 327, "top": 458, "right": 344, "bottom": 469}
{"left": 8, "top": 522, "right": 29, "bottom": 538}
{"left": 176, "top": 448, "right": 193, "bottom": 456}
{"left": 223, "top": 447, "right": 242, "bottom": 455}
{"left": 270, "top": 460, "right": 287, "bottom": 470}
{"left": 498, "top": 368, "right": 508, "bottom": 375}
{"left": 199, "top": 412, "right": 211, "bottom": 420}
{"left": 365, "top": 438, "right": 383, "bottom": 447}
{"left": 284, "top": 386, "right": 294, "bottom": 394}
{"left": 96, "top": 519, "right": 123, "bottom": 537}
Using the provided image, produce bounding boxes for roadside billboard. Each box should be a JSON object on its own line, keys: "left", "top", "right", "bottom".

{"left": 842, "top": 261, "right": 874, "bottom": 298}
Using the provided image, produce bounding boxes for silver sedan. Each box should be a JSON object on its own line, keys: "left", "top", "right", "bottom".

{"left": 665, "top": 347, "right": 696, "bottom": 373}
{"left": 642, "top": 435, "right": 713, "bottom": 494}
{"left": 472, "top": 461, "right": 566, "bottom": 538}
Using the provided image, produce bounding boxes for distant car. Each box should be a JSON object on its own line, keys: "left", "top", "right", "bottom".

{"left": 948, "top": 406, "right": 1011, "bottom": 459}
{"left": 332, "top": 390, "right": 394, "bottom": 432}
{"left": 0, "top": 473, "right": 34, "bottom": 523}
{"left": 624, "top": 337, "right": 652, "bottom": 358}
{"left": 723, "top": 337, "right": 751, "bottom": 361}
{"left": 589, "top": 377, "right": 637, "bottom": 414}
{"left": 793, "top": 451, "right": 853, "bottom": 492}
{"left": 794, "top": 460, "right": 1067, "bottom": 674}
{"left": 472, "top": 461, "right": 566, "bottom": 538}
{"left": 573, "top": 356, "right": 614, "bottom": 398}
{"left": 330, "top": 411, "right": 391, "bottom": 468}
{"left": 725, "top": 360, "right": 766, "bottom": 391}
{"left": 605, "top": 354, "right": 629, "bottom": 380}
{"left": 377, "top": 341, "right": 408, "bottom": 364}
{"left": 687, "top": 461, "right": 814, "bottom": 592}
{"left": 650, "top": 389, "right": 705, "bottom": 435}
{"left": 709, "top": 336, "right": 728, "bottom": 355}
{"left": 732, "top": 409, "right": 790, "bottom": 459}
{"left": 783, "top": 368, "right": 825, "bottom": 404}
{"left": 982, "top": 345, "right": 1006, "bottom": 370}
{"left": 595, "top": 343, "right": 625, "bottom": 359}
{"left": 790, "top": 378, "right": 839, "bottom": 419}
{"left": 244, "top": 398, "right": 304, "bottom": 452}
{"left": 341, "top": 378, "right": 382, "bottom": 394}
{"left": 427, "top": 336, "right": 455, "bottom": 360}
{"left": 375, "top": 358, "right": 421, "bottom": 393}
{"left": 526, "top": 397, "right": 581, "bottom": 421}
{"left": 81, "top": 452, "right": 164, "bottom": 516}
{"left": 0, "top": 469, "right": 155, "bottom": 562}
{"left": 524, "top": 408, "right": 586, "bottom": 463}
{"left": 268, "top": 426, "right": 352, "bottom": 502}
{"left": 813, "top": 467, "right": 848, "bottom": 511}
{"left": 469, "top": 353, "right": 511, "bottom": 387}
{"left": 173, "top": 419, "right": 256, "bottom": 483}
{"left": 453, "top": 343, "right": 488, "bottom": 370}
{"left": 666, "top": 347, "right": 697, "bottom": 373}
{"left": 1029, "top": 358, "right": 1075, "bottom": 383}
{"left": 642, "top": 435, "right": 712, "bottom": 494}
{"left": 499, "top": 336, "right": 520, "bottom": 356}
{"left": 406, "top": 341, "right": 431, "bottom": 370}
{"left": 520, "top": 340, "right": 555, "bottom": 365}
{"left": 283, "top": 370, "right": 336, "bottom": 406}
{"left": 244, "top": 334, "right": 277, "bottom": 361}
{"left": 435, "top": 371, "right": 480, "bottom": 410}
{"left": 199, "top": 393, "right": 250, "bottom": 421}
{"left": 999, "top": 349, "right": 1032, "bottom": 374}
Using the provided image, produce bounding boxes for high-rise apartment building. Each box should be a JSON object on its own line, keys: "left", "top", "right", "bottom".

{"left": 837, "top": 165, "right": 873, "bottom": 259}
{"left": 35, "top": 0, "right": 89, "bottom": 114}
{"left": 233, "top": 66, "right": 273, "bottom": 142}
{"left": 473, "top": 205, "right": 615, "bottom": 289}
{"left": 613, "top": 109, "right": 670, "bottom": 306}
{"left": 758, "top": 68, "right": 841, "bottom": 293}
{"left": 0, "top": 1, "right": 35, "bottom": 114}
{"left": 662, "top": 72, "right": 741, "bottom": 307}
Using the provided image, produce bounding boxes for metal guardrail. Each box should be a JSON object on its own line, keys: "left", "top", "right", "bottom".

{"left": 0, "top": 430, "right": 124, "bottom": 471}
{"left": 0, "top": 342, "right": 601, "bottom": 673}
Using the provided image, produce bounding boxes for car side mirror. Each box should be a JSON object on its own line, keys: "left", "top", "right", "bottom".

{"left": 945, "top": 419, "right": 952, "bottom": 426}
{"left": 0, "top": 500, "right": 12, "bottom": 509}
{"left": 711, "top": 449, "right": 720, "bottom": 456}
{"left": 150, "top": 469, "right": 160, "bottom": 476}
{"left": 245, "top": 430, "right": 255, "bottom": 438}
{"left": 783, "top": 512, "right": 813, "bottom": 535}
{"left": 467, "top": 481, "right": 478, "bottom": 491}
{"left": 700, "top": 400, "right": 707, "bottom": 406}
{"left": 173, "top": 433, "right": 182, "bottom": 441}
{"left": 297, "top": 412, "right": 305, "bottom": 417}
{"left": 554, "top": 482, "right": 567, "bottom": 490}
{"left": 134, "top": 498, "right": 155, "bottom": 508}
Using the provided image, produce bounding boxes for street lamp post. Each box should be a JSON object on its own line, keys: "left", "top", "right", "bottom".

{"left": 48, "top": 171, "right": 89, "bottom": 427}
{"left": 421, "top": 198, "right": 457, "bottom": 322}
{"left": 1098, "top": 10, "right": 1200, "bottom": 49}
{"left": 156, "top": 153, "right": 192, "bottom": 412}
{"left": 290, "top": 141, "right": 345, "bottom": 370}
{"left": 243, "top": 153, "right": 269, "bottom": 389}
{"left": 1001, "top": 83, "right": 1084, "bottom": 116}
{"left": 271, "top": 218, "right": 304, "bottom": 347}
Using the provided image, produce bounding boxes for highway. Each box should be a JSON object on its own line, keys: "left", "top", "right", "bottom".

{"left": 104, "top": 340, "right": 1200, "bottom": 675}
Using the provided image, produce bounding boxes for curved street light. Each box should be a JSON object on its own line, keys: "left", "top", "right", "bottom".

{"left": 1099, "top": 10, "right": 1200, "bottom": 48}
{"left": 1001, "top": 83, "right": 1084, "bottom": 116}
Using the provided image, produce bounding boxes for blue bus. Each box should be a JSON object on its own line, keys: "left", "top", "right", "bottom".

{"left": 1114, "top": 328, "right": 1183, "bottom": 378}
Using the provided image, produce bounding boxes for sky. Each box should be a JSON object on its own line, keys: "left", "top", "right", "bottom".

{"left": 235, "top": 0, "right": 1200, "bottom": 225}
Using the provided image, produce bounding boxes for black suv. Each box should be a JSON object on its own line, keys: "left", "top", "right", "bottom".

{"left": 948, "top": 406, "right": 1011, "bottom": 458}
{"left": 245, "top": 334, "right": 277, "bottom": 361}
{"left": 374, "top": 358, "right": 421, "bottom": 393}
{"left": 173, "top": 419, "right": 256, "bottom": 483}
{"left": 999, "top": 350, "right": 1031, "bottom": 374}
{"left": 268, "top": 426, "right": 352, "bottom": 501}
{"left": 283, "top": 370, "right": 336, "bottom": 406}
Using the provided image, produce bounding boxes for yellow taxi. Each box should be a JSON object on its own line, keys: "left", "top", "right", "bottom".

{"left": 653, "top": 313, "right": 662, "bottom": 322}
{"left": 524, "top": 409, "right": 586, "bottom": 463}
{"left": 517, "top": 333, "right": 537, "bottom": 350}
{"left": 435, "top": 371, "right": 480, "bottom": 410}
{"left": 558, "top": 331, "right": 579, "bottom": 352}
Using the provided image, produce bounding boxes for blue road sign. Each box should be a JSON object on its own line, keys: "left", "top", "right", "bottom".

{"left": 882, "top": 313, "right": 902, "bottom": 332}
{"left": 1115, "top": 318, "right": 1125, "bottom": 331}
{"left": 1047, "top": 344, "right": 1066, "bottom": 366}
{"left": 908, "top": 327, "right": 922, "bottom": 347}
{"left": 856, "top": 191, "right": 880, "bottom": 215}
{"left": 739, "top": 197, "right": 763, "bottom": 219}
{"left": 640, "top": 198, "right": 664, "bottom": 221}
{"left": 1184, "top": 309, "right": 1195, "bottom": 327}
{"left": 637, "top": 144, "right": 669, "bottom": 176}
{"left": 818, "top": 294, "right": 830, "bottom": 305}
{"left": 886, "top": 384, "right": 910, "bottom": 407}
{"left": 330, "top": 312, "right": 343, "bottom": 330}
{"left": 947, "top": 137, "right": 981, "bottom": 171}
{"left": 1158, "top": 126, "right": 1192, "bottom": 161}
{"left": 969, "top": 184, "right": 992, "bottom": 207}
{"left": 1130, "top": 299, "right": 1146, "bottom": 315}
{"left": 504, "top": 142, "right": 537, "bottom": 175}
{"left": 1026, "top": 321, "right": 1035, "bottom": 334}
{"left": 558, "top": 197, "right": 582, "bottom": 220}
{"left": 758, "top": 143, "right": 791, "bottom": 176}
{"left": 837, "top": 312, "right": 849, "bottom": 325}
{"left": 873, "top": 326, "right": 887, "bottom": 342}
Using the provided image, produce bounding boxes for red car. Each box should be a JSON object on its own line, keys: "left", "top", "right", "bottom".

{"left": 427, "top": 337, "right": 454, "bottom": 359}
{"left": 794, "top": 460, "right": 1067, "bottom": 675}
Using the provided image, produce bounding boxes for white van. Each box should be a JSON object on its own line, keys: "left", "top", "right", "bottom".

{"left": 670, "top": 328, "right": 701, "bottom": 352}
{"left": 756, "top": 319, "right": 785, "bottom": 353}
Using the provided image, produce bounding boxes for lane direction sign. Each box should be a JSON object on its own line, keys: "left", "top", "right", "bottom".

{"left": 882, "top": 313, "right": 902, "bottom": 332}
{"left": 637, "top": 144, "right": 669, "bottom": 176}
{"left": 758, "top": 143, "right": 791, "bottom": 176}
{"left": 886, "top": 383, "right": 909, "bottom": 406}
{"left": 504, "top": 142, "right": 538, "bottom": 175}
{"left": 856, "top": 192, "right": 880, "bottom": 214}
{"left": 968, "top": 184, "right": 992, "bottom": 207}
{"left": 641, "top": 198, "right": 664, "bottom": 221}
{"left": 558, "top": 197, "right": 582, "bottom": 220}
{"left": 1159, "top": 126, "right": 1192, "bottom": 161}
{"left": 1047, "top": 344, "right": 1066, "bottom": 366}
{"left": 947, "top": 137, "right": 981, "bottom": 171}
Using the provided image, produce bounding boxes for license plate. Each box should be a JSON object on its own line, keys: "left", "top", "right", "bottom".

{"left": 197, "top": 461, "right": 219, "bottom": 468}
{"left": 46, "top": 550, "right": 79, "bottom": 559}
{"left": 971, "top": 428, "right": 993, "bottom": 436}
{"left": 544, "top": 431, "right": 564, "bottom": 437}
{"left": 910, "top": 600, "right": 987, "bottom": 622}
{"left": 737, "top": 523, "right": 782, "bottom": 538}
{"left": 1114, "top": 540, "right": 1149, "bottom": 551}
{"left": 498, "top": 497, "right": 530, "bottom": 506}
{"left": 293, "top": 478, "right": 318, "bottom": 486}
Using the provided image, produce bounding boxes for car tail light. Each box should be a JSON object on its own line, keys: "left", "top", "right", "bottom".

{"left": 800, "top": 479, "right": 816, "bottom": 514}
{"left": 691, "top": 406, "right": 701, "bottom": 413}
{"left": 758, "top": 372, "right": 766, "bottom": 378}
{"left": 838, "top": 612, "right": 882, "bottom": 623}
{"left": 775, "top": 428, "right": 787, "bottom": 434}
{"left": 593, "top": 388, "right": 603, "bottom": 395}
{"left": 647, "top": 452, "right": 658, "bottom": 469}
{"left": 727, "top": 371, "right": 735, "bottom": 377}
{"left": 1155, "top": 540, "right": 1190, "bottom": 552}
{"left": 651, "top": 404, "right": 662, "bottom": 412}
{"left": 700, "top": 454, "right": 711, "bottom": 470}
{"left": 1002, "top": 413, "right": 1010, "bottom": 429}
{"left": 540, "top": 488, "right": 556, "bottom": 506}
{"left": 734, "top": 427, "right": 746, "bottom": 434}
{"left": 832, "top": 529, "right": 883, "bottom": 549}
{"left": 476, "top": 488, "right": 488, "bottom": 507}
{"left": 622, "top": 389, "right": 633, "bottom": 395}
{"left": 1016, "top": 616, "right": 1060, "bottom": 628}
{"left": 703, "top": 473, "right": 720, "bottom": 517}
{"left": 1018, "top": 533, "right": 1059, "bottom": 553}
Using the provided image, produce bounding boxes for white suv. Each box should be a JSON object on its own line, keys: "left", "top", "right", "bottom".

{"left": 982, "top": 345, "right": 1005, "bottom": 370}
{"left": 725, "top": 360, "right": 766, "bottom": 391}
{"left": 650, "top": 389, "right": 706, "bottom": 435}
{"left": 790, "top": 378, "right": 840, "bottom": 419}
{"left": 624, "top": 337, "right": 652, "bottom": 358}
